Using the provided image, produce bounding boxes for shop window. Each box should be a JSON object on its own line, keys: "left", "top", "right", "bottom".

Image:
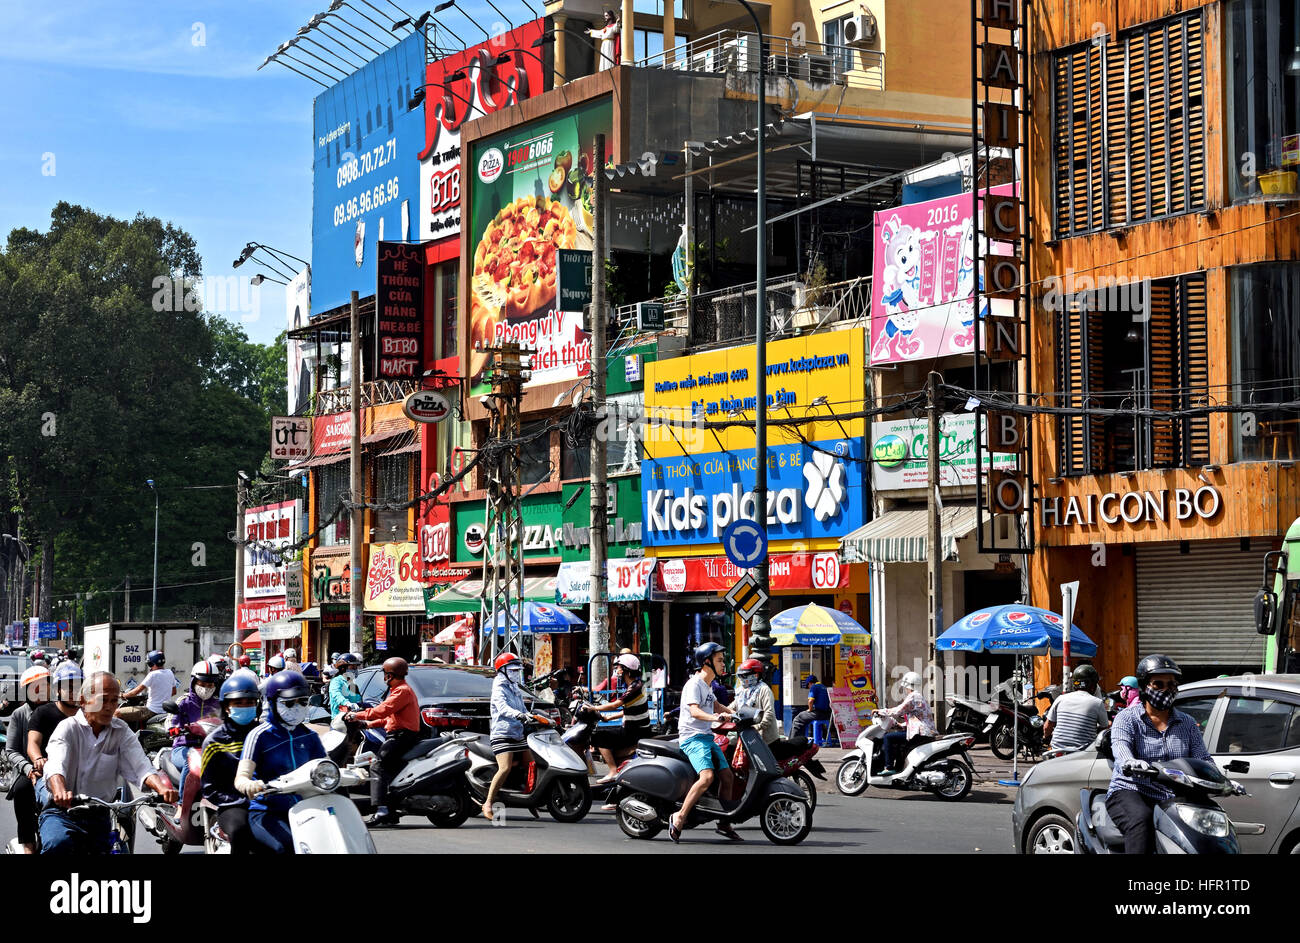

{"left": 1057, "top": 272, "right": 1209, "bottom": 475}
{"left": 1233, "top": 263, "right": 1300, "bottom": 460}
{"left": 821, "top": 16, "right": 856, "bottom": 76}
{"left": 372, "top": 453, "right": 412, "bottom": 541}
{"left": 436, "top": 260, "right": 458, "bottom": 360}
{"left": 315, "top": 463, "right": 351, "bottom": 547}
{"left": 1052, "top": 10, "right": 1206, "bottom": 236}
{"left": 1228, "top": 0, "right": 1300, "bottom": 200}
{"left": 518, "top": 420, "right": 552, "bottom": 487}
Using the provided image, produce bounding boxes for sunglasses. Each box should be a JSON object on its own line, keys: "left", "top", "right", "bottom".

{"left": 1146, "top": 679, "right": 1177, "bottom": 691}
{"left": 279, "top": 696, "right": 310, "bottom": 708}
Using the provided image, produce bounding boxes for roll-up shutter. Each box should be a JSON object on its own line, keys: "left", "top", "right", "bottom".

{"left": 1136, "top": 542, "right": 1264, "bottom": 669}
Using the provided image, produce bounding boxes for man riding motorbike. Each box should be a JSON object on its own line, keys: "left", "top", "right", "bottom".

{"left": 170, "top": 660, "right": 224, "bottom": 794}
{"left": 201, "top": 670, "right": 270, "bottom": 854}
{"left": 234, "top": 670, "right": 326, "bottom": 854}
{"left": 873, "top": 671, "right": 937, "bottom": 775}
{"left": 1105, "top": 653, "right": 1215, "bottom": 854}
{"left": 4, "top": 666, "right": 51, "bottom": 853}
{"left": 670, "top": 641, "right": 741, "bottom": 843}
{"left": 1043, "top": 663, "right": 1110, "bottom": 752}
{"left": 341, "top": 656, "right": 420, "bottom": 827}
{"left": 117, "top": 650, "right": 177, "bottom": 728}
{"left": 27, "top": 662, "right": 84, "bottom": 797}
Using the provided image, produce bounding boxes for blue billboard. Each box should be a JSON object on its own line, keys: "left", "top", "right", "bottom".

{"left": 641, "top": 439, "right": 868, "bottom": 548}
{"left": 311, "top": 30, "right": 426, "bottom": 315}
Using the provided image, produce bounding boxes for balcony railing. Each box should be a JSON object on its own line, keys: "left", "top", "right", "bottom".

{"left": 314, "top": 378, "right": 419, "bottom": 416}
{"left": 634, "top": 31, "right": 885, "bottom": 93}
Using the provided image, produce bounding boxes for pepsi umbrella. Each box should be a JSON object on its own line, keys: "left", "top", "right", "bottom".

{"left": 770, "top": 603, "right": 870, "bottom": 646}
{"left": 937, "top": 605, "right": 1096, "bottom": 657}
{"left": 491, "top": 601, "right": 586, "bottom": 635}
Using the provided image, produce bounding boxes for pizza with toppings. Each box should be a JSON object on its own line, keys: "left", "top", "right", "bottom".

{"left": 472, "top": 195, "right": 578, "bottom": 325}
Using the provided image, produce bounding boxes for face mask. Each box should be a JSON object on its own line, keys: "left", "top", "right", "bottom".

{"left": 195, "top": 684, "right": 216, "bottom": 700}
{"left": 1143, "top": 684, "right": 1177, "bottom": 711}
{"left": 344, "top": 670, "right": 356, "bottom": 681}
{"left": 505, "top": 666, "right": 524, "bottom": 685}
{"left": 740, "top": 674, "right": 761, "bottom": 689}
{"left": 278, "top": 704, "right": 309, "bottom": 728}
{"left": 229, "top": 706, "right": 257, "bottom": 726}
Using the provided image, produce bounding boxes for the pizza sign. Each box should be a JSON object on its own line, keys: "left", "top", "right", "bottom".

{"left": 478, "top": 148, "right": 504, "bottom": 184}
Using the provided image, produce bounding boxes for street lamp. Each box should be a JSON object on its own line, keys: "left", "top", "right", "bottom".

{"left": 407, "top": 74, "right": 473, "bottom": 112}
{"left": 147, "top": 480, "right": 159, "bottom": 622}
{"left": 433, "top": 0, "right": 490, "bottom": 41}
{"left": 250, "top": 273, "right": 287, "bottom": 286}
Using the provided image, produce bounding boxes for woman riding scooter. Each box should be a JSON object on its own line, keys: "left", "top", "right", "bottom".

{"left": 874, "top": 671, "right": 936, "bottom": 774}
{"left": 200, "top": 671, "right": 270, "bottom": 854}
{"left": 485, "top": 652, "right": 546, "bottom": 821}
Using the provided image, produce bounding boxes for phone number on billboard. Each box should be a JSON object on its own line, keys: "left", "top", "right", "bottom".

{"left": 332, "top": 177, "right": 400, "bottom": 227}
{"left": 336, "top": 139, "right": 398, "bottom": 188}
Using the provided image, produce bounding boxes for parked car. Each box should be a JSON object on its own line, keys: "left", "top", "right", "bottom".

{"left": 353, "top": 664, "right": 541, "bottom": 735}
{"left": 1012, "top": 674, "right": 1300, "bottom": 854}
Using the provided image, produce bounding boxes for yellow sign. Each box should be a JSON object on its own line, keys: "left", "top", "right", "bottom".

{"left": 364, "top": 542, "right": 425, "bottom": 613}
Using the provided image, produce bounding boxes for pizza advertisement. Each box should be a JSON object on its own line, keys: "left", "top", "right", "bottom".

{"left": 467, "top": 96, "right": 613, "bottom": 394}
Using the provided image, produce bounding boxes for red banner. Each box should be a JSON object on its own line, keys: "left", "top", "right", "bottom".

{"left": 313, "top": 412, "right": 352, "bottom": 455}
{"left": 654, "top": 553, "right": 849, "bottom": 594}
{"left": 238, "top": 597, "right": 290, "bottom": 632}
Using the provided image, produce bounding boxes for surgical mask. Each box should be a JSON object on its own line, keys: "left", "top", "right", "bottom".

{"left": 278, "top": 703, "right": 309, "bottom": 728}
{"left": 505, "top": 666, "right": 524, "bottom": 686}
{"left": 740, "top": 674, "right": 761, "bottom": 689}
{"left": 344, "top": 670, "right": 356, "bottom": 681}
{"left": 195, "top": 684, "right": 216, "bottom": 700}
{"left": 228, "top": 706, "right": 257, "bottom": 726}
{"left": 1143, "top": 684, "right": 1177, "bottom": 711}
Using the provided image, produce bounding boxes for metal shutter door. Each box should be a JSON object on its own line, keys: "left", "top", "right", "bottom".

{"left": 1135, "top": 542, "right": 1262, "bottom": 668}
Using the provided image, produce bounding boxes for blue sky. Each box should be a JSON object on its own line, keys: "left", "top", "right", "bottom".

{"left": 0, "top": 0, "right": 513, "bottom": 346}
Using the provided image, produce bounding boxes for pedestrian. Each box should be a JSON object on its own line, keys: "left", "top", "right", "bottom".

{"left": 790, "top": 673, "right": 831, "bottom": 739}
{"left": 341, "top": 657, "right": 421, "bottom": 826}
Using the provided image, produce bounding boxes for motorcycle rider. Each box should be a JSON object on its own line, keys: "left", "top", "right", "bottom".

{"left": 1118, "top": 675, "right": 1141, "bottom": 709}
{"left": 1043, "top": 663, "right": 1110, "bottom": 751}
{"left": 234, "top": 669, "right": 327, "bottom": 854}
{"left": 27, "top": 662, "right": 84, "bottom": 798}
{"left": 484, "top": 652, "right": 545, "bottom": 821}
{"left": 670, "top": 642, "right": 741, "bottom": 843}
{"left": 729, "top": 658, "right": 779, "bottom": 745}
{"left": 40, "top": 672, "right": 178, "bottom": 854}
{"left": 873, "top": 671, "right": 937, "bottom": 775}
{"left": 117, "top": 651, "right": 177, "bottom": 727}
{"left": 1105, "top": 654, "right": 1214, "bottom": 853}
{"left": 264, "top": 654, "right": 286, "bottom": 677}
{"left": 328, "top": 652, "right": 363, "bottom": 716}
{"left": 283, "top": 649, "right": 302, "bottom": 673}
{"left": 170, "top": 660, "right": 224, "bottom": 794}
{"left": 4, "top": 666, "right": 51, "bottom": 853}
{"left": 584, "top": 653, "right": 651, "bottom": 786}
{"left": 341, "top": 656, "right": 420, "bottom": 827}
{"left": 201, "top": 670, "right": 270, "bottom": 854}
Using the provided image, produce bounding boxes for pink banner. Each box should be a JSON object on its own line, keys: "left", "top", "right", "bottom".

{"left": 238, "top": 598, "right": 290, "bottom": 632}
{"left": 653, "top": 553, "right": 849, "bottom": 593}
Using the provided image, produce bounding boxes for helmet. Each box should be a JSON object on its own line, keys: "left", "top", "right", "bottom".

{"left": 736, "top": 658, "right": 764, "bottom": 677}
{"left": 1119, "top": 675, "right": 1139, "bottom": 689}
{"left": 29, "top": 649, "right": 47, "bottom": 664}
{"left": 190, "top": 660, "right": 222, "bottom": 688}
{"left": 146, "top": 650, "right": 165, "bottom": 668}
{"left": 52, "top": 662, "right": 83, "bottom": 685}
{"left": 267, "top": 654, "right": 286, "bottom": 672}
{"left": 263, "top": 670, "right": 311, "bottom": 725}
{"left": 237, "top": 654, "right": 251, "bottom": 668}
{"left": 381, "top": 656, "right": 409, "bottom": 679}
{"left": 693, "top": 641, "right": 726, "bottom": 668}
{"left": 20, "top": 665, "right": 50, "bottom": 698}
{"left": 283, "top": 649, "right": 297, "bottom": 661}
{"left": 208, "top": 654, "right": 230, "bottom": 676}
{"left": 494, "top": 652, "right": 520, "bottom": 672}
{"left": 1135, "top": 654, "right": 1182, "bottom": 687}
{"left": 615, "top": 653, "right": 642, "bottom": 673}
{"left": 322, "top": 666, "right": 339, "bottom": 680}
{"left": 1071, "top": 664, "right": 1100, "bottom": 691}
{"left": 219, "top": 671, "right": 261, "bottom": 706}
{"left": 901, "top": 671, "right": 923, "bottom": 691}
{"left": 329, "top": 652, "right": 340, "bottom": 665}
{"left": 336, "top": 652, "right": 361, "bottom": 669}
{"left": 300, "top": 661, "right": 321, "bottom": 680}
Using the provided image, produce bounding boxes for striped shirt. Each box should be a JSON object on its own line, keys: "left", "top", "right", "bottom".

{"left": 1107, "top": 703, "right": 1213, "bottom": 801}
{"left": 1045, "top": 690, "right": 1109, "bottom": 751}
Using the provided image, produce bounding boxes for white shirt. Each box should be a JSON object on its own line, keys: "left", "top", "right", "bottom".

{"left": 45, "top": 712, "right": 157, "bottom": 800}
{"left": 678, "top": 674, "right": 717, "bottom": 742}
{"left": 141, "top": 669, "right": 177, "bottom": 713}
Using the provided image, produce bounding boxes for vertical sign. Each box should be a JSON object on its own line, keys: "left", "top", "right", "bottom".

{"left": 375, "top": 615, "right": 388, "bottom": 651}
{"left": 376, "top": 242, "right": 425, "bottom": 379}
{"left": 972, "top": 0, "right": 1033, "bottom": 554}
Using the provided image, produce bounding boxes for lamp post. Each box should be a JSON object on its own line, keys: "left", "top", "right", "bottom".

{"left": 147, "top": 480, "right": 159, "bottom": 622}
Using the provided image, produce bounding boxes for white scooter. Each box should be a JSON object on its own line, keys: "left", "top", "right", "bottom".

{"left": 835, "top": 712, "right": 977, "bottom": 801}
{"left": 204, "top": 758, "right": 375, "bottom": 854}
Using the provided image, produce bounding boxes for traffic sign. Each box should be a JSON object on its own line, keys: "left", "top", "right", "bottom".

{"left": 722, "top": 519, "right": 767, "bottom": 569}
{"left": 725, "top": 573, "right": 769, "bottom": 623}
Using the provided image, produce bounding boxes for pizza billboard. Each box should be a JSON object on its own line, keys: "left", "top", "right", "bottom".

{"left": 466, "top": 96, "right": 613, "bottom": 394}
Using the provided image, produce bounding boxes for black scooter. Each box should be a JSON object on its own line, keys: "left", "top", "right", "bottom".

{"left": 613, "top": 714, "right": 813, "bottom": 845}
{"left": 1076, "top": 758, "right": 1246, "bottom": 854}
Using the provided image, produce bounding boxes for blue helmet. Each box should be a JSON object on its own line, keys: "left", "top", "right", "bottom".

{"left": 693, "top": 641, "right": 726, "bottom": 668}
{"left": 263, "top": 670, "right": 310, "bottom": 725}
{"left": 218, "top": 671, "right": 262, "bottom": 722}
{"left": 146, "top": 650, "right": 166, "bottom": 668}
{"left": 299, "top": 661, "right": 321, "bottom": 680}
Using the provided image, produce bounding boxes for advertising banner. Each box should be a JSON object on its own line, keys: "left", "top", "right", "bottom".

{"left": 309, "top": 551, "right": 352, "bottom": 607}
{"left": 418, "top": 19, "right": 547, "bottom": 241}
{"left": 286, "top": 268, "right": 311, "bottom": 414}
{"left": 871, "top": 414, "right": 1018, "bottom": 491}
{"left": 365, "top": 542, "right": 427, "bottom": 613}
{"left": 312, "top": 412, "right": 352, "bottom": 455}
{"left": 312, "top": 31, "right": 425, "bottom": 314}
{"left": 375, "top": 242, "right": 425, "bottom": 379}
{"left": 375, "top": 615, "right": 388, "bottom": 651}
{"left": 560, "top": 475, "right": 642, "bottom": 561}
{"left": 467, "top": 96, "right": 612, "bottom": 392}
{"left": 451, "top": 492, "right": 564, "bottom": 564}
{"left": 243, "top": 501, "right": 301, "bottom": 600}
{"left": 557, "top": 558, "right": 658, "bottom": 605}
{"left": 829, "top": 688, "right": 862, "bottom": 746}
{"left": 238, "top": 598, "right": 291, "bottom": 633}
{"left": 652, "top": 553, "right": 849, "bottom": 593}
{"left": 271, "top": 416, "right": 311, "bottom": 461}
{"left": 869, "top": 186, "right": 1015, "bottom": 364}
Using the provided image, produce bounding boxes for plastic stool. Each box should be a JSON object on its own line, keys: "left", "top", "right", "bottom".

{"left": 809, "top": 720, "right": 831, "bottom": 746}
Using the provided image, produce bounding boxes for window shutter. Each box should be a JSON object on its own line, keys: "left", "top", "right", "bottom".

{"left": 1146, "top": 280, "right": 1179, "bottom": 467}
{"left": 1179, "top": 273, "right": 1210, "bottom": 463}
{"left": 1053, "top": 44, "right": 1104, "bottom": 236}
{"left": 1058, "top": 301, "right": 1106, "bottom": 475}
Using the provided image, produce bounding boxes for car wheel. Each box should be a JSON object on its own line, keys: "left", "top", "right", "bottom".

{"left": 1027, "top": 813, "right": 1076, "bottom": 854}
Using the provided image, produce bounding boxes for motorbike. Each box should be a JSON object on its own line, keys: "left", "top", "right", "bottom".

{"left": 461, "top": 716, "right": 593, "bottom": 822}
{"left": 708, "top": 706, "right": 826, "bottom": 811}
{"left": 560, "top": 695, "right": 628, "bottom": 804}
{"left": 835, "top": 714, "right": 977, "bottom": 801}
{"left": 1076, "top": 758, "right": 1246, "bottom": 854}
{"left": 613, "top": 713, "right": 813, "bottom": 845}
{"left": 136, "top": 710, "right": 222, "bottom": 854}
{"left": 983, "top": 680, "right": 1055, "bottom": 761}
{"left": 945, "top": 691, "right": 996, "bottom": 741}
{"left": 254, "top": 757, "right": 375, "bottom": 854}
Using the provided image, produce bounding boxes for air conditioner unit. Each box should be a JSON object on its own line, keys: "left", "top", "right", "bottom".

{"left": 802, "top": 53, "right": 837, "bottom": 85}
{"left": 722, "top": 34, "right": 761, "bottom": 73}
{"left": 768, "top": 53, "right": 798, "bottom": 79}
{"left": 688, "top": 49, "right": 716, "bottom": 73}
{"left": 843, "top": 12, "right": 878, "bottom": 46}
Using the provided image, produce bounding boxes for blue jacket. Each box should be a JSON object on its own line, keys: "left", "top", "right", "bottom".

{"left": 489, "top": 674, "right": 530, "bottom": 741}
{"left": 239, "top": 720, "right": 326, "bottom": 814}
{"left": 328, "top": 674, "right": 362, "bottom": 716}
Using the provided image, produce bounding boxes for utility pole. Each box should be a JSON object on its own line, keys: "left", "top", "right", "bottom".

{"left": 125, "top": 574, "right": 131, "bottom": 623}
{"left": 683, "top": 139, "right": 696, "bottom": 343}
{"left": 234, "top": 471, "right": 248, "bottom": 642}
{"left": 589, "top": 131, "right": 610, "bottom": 685}
{"left": 349, "top": 290, "right": 364, "bottom": 656}
{"left": 926, "top": 370, "right": 943, "bottom": 714}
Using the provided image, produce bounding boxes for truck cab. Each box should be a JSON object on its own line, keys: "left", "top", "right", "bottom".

{"left": 1257, "top": 517, "right": 1300, "bottom": 673}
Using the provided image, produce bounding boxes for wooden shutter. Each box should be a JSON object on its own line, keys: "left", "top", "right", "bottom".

{"left": 1146, "top": 280, "right": 1179, "bottom": 466}
{"left": 1179, "top": 273, "right": 1210, "bottom": 463}
{"left": 1058, "top": 300, "right": 1106, "bottom": 474}
{"left": 1145, "top": 273, "right": 1210, "bottom": 469}
{"left": 1053, "top": 43, "right": 1105, "bottom": 235}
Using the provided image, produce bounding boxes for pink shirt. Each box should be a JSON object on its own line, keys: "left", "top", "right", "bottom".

{"left": 881, "top": 691, "right": 937, "bottom": 739}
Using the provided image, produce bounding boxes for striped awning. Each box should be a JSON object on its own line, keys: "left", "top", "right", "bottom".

{"left": 424, "top": 576, "right": 559, "bottom": 615}
{"left": 840, "top": 505, "right": 978, "bottom": 564}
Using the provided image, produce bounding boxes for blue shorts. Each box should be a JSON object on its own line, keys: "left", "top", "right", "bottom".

{"left": 680, "top": 734, "right": 728, "bottom": 774}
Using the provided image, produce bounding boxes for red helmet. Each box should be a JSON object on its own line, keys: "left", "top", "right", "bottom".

{"left": 494, "top": 652, "right": 520, "bottom": 671}
{"left": 737, "top": 658, "right": 764, "bottom": 677}
{"left": 237, "top": 654, "right": 251, "bottom": 668}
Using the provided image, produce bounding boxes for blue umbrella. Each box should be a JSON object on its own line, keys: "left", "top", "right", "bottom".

{"left": 937, "top": 604, "right": 1096, "bottom": 657}
{"left": 491, "top": 601, "right": 586, "bottom": 635}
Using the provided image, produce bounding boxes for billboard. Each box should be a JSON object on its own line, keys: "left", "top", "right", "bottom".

{"left": 467, "top": 96, "right": 613, "bottom": 392}
{"left": 869, "top": 186, "right": 1015, "bottom": 364}
{"left": 871, "top": 415, "right": 1018, "bottom": 491}
{"left": 311, "top": 30, "right": 426, "bottom": 314}
{"left": 418, "top": 19, "right": 547, "bottom": 242}
{"left": 286, "top": 268, "right": 311, "bottom": 414}
{"left": 243, "top": 500, "right": 301, "bottom": 600}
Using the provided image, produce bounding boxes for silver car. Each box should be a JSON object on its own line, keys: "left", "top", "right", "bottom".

{"left": 1011, "top": 674, "right": 1300, "bottom": 854}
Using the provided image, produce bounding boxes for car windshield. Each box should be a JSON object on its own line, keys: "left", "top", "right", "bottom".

{"left": 406, "top": 668, "right": 496, "bottom": 699}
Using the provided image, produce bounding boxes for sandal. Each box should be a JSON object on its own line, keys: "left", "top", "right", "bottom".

{"left": 714, "top": 822, "right": 744, "bottom": 842}
{"left": 668, "top": 813, "right": 682, "bottom": 844}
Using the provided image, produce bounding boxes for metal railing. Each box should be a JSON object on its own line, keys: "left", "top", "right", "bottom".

{"left": 313, "top": 378, "right": 419, "bottom": 416}
{"left": 634, "top": 30, "right": 885, "bottom": 92}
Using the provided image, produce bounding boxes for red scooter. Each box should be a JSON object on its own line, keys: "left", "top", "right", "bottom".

{"left": 135, "top": 700, "right": 220, "bottom": 854}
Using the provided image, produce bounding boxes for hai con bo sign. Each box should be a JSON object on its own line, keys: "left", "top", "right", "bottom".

{"left": 1039, "top": 485, "right": 1223, "bottom": 528}
{"left": 971, "top": 0, "right": 1033, "bottom": 554}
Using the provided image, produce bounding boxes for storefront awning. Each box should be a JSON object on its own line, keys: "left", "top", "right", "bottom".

{"left": 290, "top": 608, "right": 319, "bottom": 620}
{"left": 424, "top": 576, "right": 559, "bottom": 615}
{"left": 258, "top": 620, "right": 305, "bottom": 641}
{"left": 840, "top": 506, "right": 978, "bottom": 564}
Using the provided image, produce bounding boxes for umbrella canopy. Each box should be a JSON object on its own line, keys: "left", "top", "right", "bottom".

{"left": 491, "top": 601, "right": 587, "bottom": 635}
{"left": 770, "top": 603, "right": 870, "bottom": 646}
{"left": 937, "top": 604, "right": 1097, "bottom": 657}
{"left": 432, "top": 616, "right": 475, "bottom": 645}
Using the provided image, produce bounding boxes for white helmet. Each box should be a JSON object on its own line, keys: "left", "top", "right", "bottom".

{"left": 901, "top": 671, "right": 923, "bottom": 691}
{"left": 615, "top": 653, "right": 641, "bottom": 673}
{"left": 283, "top": 648, "right": 297, "bottom": 661}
